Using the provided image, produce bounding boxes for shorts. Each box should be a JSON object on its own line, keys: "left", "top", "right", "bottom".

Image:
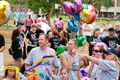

{"left": 15, "top": 57, "right": 22, "bottom": 61}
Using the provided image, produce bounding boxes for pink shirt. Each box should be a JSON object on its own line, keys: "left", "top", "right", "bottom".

{"left": 26, "top": 18, "right": 33, "bottom": 26}
{"left": 57, "top": 20, "right": 64, "bottom": 28}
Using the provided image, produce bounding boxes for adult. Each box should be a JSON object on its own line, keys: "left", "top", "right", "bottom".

{"left": 26, "top": 23, "right": 38, "bottom": 54}
{"left": 36, "top": 23, "right": 44, "bottom": 39}
{"left": 49, "top": 29, "right": 60, "bottom": 51}
{"left": 60, "top": 30, "right": 68, "bottom": 46}
{"left": 14, "top": 9, "right": 20, "bottom": 26}
{"left": 19, "top": 9, "right": 25, "bottom": 22}
{"left": 0, "top": 34, "right": 5, "bottom": 52}
{"left": 102, "top": 19, "right": 112, "bottom": 37}
{"left": 11, "top": 29, "right": 23, "bottom": 69}
{"left": 82, "top": 24, "right": 93, "bottom": 43}
{"left": 54, "top": 14, "right": 59, "bottom": 28}
{"left": 82, "top": 49, "right": 120, "bottom": 80}
{"left": 25, "top": 33, "right": 59, "bottom": 80}
{"left": 60, "top": 39, "right": 81, "bottom": 80}
{"left": 102, "top": 28, "right": 118, "bottom": 48}
{"left": 88, "top": 28, "right": 102, "bottom": 56}
{"left": 57, "top": 17, "right": 64, "bottom": 32}
{"left": 26, "top": 9, "right": 32, "bottom": 18}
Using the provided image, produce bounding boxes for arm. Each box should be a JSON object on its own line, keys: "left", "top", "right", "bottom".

{"left": 60, "top": 53, "right": 74, "bottom": 69}
{"left": 77, "top": 61, "right": 81, "bottom": 80}
{"left": 53, "top": 67, "right": 59, "bottom": 75}
{"left": 47, "top": 67, "right": 55, "bottom": 78}
{"left": 0, "top": 46, "right": 5, "bottom": 52}
{"left": 87, "top": 62, "right": 94, "bottom": 78}
{"left": 25, "top": 63, "right": 31, "bottom": 70}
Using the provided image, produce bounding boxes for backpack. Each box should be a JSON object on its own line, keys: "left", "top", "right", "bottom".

{"left": 8, "top": 46, "right": 14, "bottom": 55}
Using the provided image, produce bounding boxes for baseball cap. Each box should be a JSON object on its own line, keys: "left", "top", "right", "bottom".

{"left": 104, "top": 48, "right": 118, "bottom": 56}
{"left": 16, "top": 22, "right": 24, "bottom": 27}
{"left": 116, "top": 44, "right": 120, "bottom": 47}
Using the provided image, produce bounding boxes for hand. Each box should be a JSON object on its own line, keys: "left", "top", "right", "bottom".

{"left": 46, "top": 66, "right": 49, "bottom": 71}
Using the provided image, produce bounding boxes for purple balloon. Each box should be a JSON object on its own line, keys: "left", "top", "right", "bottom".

{"left": 74, "top": 0, "right": 82, "bottom": 13}
{"left": 63, "top": 1, "right": 74, "bottom": 15}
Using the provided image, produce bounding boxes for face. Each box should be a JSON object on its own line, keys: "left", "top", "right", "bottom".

{"left": 60, "top": 70, "right": 68, "bottom": 80}
{"left": 66, "top": 40, "right": 76, "bottom": 51}
{"left": 7, "top": 70, "right": 15, "bottom": 78}
{"left": 109, "top": 31, "right": 115, "bottom": 36}
{"left": 38, "top": 35, "right": 48, "bottom": 47}
{"left": 104, "top": 53, "right": 112, "bottom": 60}
{"left": 93, "top": 47, "right": 103, "bottom": 58}
{"left": 60, "top": 31, "right": 64, "bottom": 37}
{"left": 48, "top": 32, "right": 53, "bottom": 38}
{"left": 31, "top": 26, "right": 36, "bottom": 31}
{"left": 95, "top": 30, "right": 100, "bottom": 37}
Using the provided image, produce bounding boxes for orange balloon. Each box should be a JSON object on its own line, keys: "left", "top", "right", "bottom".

{"left": 27, "top": 73, "right": 39, "bottom": 80}
{"left": 87, "top": 11, "right": 96, "bottom": 24}
{"left": 80, "top": 10, "right": 92, "bottom": 23}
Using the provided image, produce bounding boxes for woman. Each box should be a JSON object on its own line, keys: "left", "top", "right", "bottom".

{"left": 57, "top": 17, "right": 64, "bottom": 32}
{"left": 60, "top": 39, "right": 81, "bottom": 80}
{"left": 81, "top": 50, "right": 120, "bottom": 80}
{"left": 60, "top": 30, "right": 68, "bottom": 46}
{"left": 26, "top": 23, "right": 38, "bottom": 54}
{"left": 11, "top": 29, "right": 23, "bottom": 69}
{"left": 88, "top": 28, "right": 102, "bottom": 56}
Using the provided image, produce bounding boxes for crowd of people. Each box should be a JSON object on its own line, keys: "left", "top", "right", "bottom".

{"left": 0, "top": 8, "right": 120, "bottom": 80}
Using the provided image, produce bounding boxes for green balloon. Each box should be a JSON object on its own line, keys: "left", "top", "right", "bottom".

{"left": 57, "top": 46, "right": 66, "bottom": 55}
{"left": 39, "top": 73, "right": 44, "bottom": 79}
{"left": 82, "top": 4, "right": 88, "bottom": 10}
{"left": 76, "top": 35, "right": 87, "bottom": 47}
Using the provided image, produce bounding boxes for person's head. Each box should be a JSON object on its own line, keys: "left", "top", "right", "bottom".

{"left": 42, "top": 14, "right": 44, "bottom": 18}
{"left": 52, "top": 29, "right": 59, "bottom": 37}
{"left": 108, "top": 28, "right": 116, "bottom": 37}
{"left": 60, "top": 30, "right": 67, "bottom": 39}
{"left": 38, "top": 33, "right": 49, "bottom": 47}
{"left": 17, "top": 24, "right": 25, "bottom": 32}
{"left": 3, "top": 64, "right": 16, "bottom": 79}
{"left": 60, "top": 67, "right": 69, "bottom": 80}
{"left": 37, "top": 14, "right": 41, "bottom": 18}
{"left": 66, "top": 39, "right": 76, "bottom": 51}
{"left": 11, "top": 29, "right": 20, "bottom": 40}
{"left": 80, "top": 56, "right": 89, "bottom": 68}
{"left": 107, "top": 19, "right": 110, "bottom": 24}
{"left": 29, "top": 15, "right": 31, "bottom": 18}
{"left": 36, "top": 23, "right": 42, "bottom": 29}
{"left": 59, "top": 17, "right": 62, "bottom": 20}
{"left": 47, "top": 30, "right": 53, "bottom": 38}
{"left": 31, "top": 23, "right": 37, "bottom": 32}
{"left": 93, "top": 28, "right": 100, "bottom": 37}
{"left": 114, "top": 22, "right": 120, "bottom": 31}
{"left": 93, "top": 46, "right": 104, "bottom": 58}
{"left": 56, "top": 14, "right": 59, "bottom": 18}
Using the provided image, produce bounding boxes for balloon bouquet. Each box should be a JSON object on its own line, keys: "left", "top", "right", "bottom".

{"left": 63, "top": 0, "right": 96, "bottom": 47}
{"left": 0, "top": 1, "right": 12, "bottom": 26}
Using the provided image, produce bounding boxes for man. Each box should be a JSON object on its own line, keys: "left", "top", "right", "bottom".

{"left": 54, "top": 14, "right": 59, "bottom": 28}
{"left": 25, "top": 33, "right": 59, "bottom": 80}
{"left": 0, "top": 34, "right": 5, "bottom": 52}
{"left": 102, "top": 28, "right": 118, "bottom": 48}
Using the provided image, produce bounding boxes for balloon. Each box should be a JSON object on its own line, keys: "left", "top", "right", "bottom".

{"left": 68, "top": 20, "right": 79, "bottom": 32}
{"left": 80, "top": 10, "right": 92, "bottom": 24}
{"left": 82, "top": 4, "right": 88, "bottom": 10}
{"left": 27, "top": 73, "right": 39, "bottom": 80}
{"left": 57, "top": 46, "right": 66, "bottom": 55}
{"left": 80, "top": 70, "right": 88, "bottom": 77}
{"left": 18, "top": 72, "right": 26, "bottom": 80}
{"left": 0, "top": 1, "right": 12, "bottom": 26}
{"left": 73, "top": 12, "right": 80, "bottom": 21}
{"left": 39, "top": 73, "right": 50, "bottom": 80}
{"left": 76, "top": 35, "right": 87, "bottom": 47}
{"left": 87, "top": 11, "right": 96, "bottom": 24}
{"left": 93, "top": 42, "right": 108, "bottom": 50}
{"left": 63, "top": 1, "right": 74, "bottom": 15}
{"left": 73, "top": 0, "right": 82, "bottom": 13}
{"left": 88, "top": 4, "right": 96, "bottom": 11}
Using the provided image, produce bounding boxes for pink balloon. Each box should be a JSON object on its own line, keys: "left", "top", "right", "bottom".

{"left": 81, "top": 77, "right": 90, "bottom": 80}
{"left": 88, "top": 4, "right": 96, "bottom": 11}
{"left": 63, "top": 1, "right": 74, "bottom": 15}
{"left": 74, "top": 0, "right": 82, "bottom": 13}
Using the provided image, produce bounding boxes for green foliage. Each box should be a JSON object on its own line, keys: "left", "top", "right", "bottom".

{"left": 6, "top": 0, "right": 27, "bottom": 5}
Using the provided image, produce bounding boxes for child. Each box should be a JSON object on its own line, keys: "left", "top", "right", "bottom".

{"left": 3, "top": 64, "right": 19, "bottom": 80}
{"left": 80, "top": 56, "right": 90, "bottom": 78}
{"left": 47, "top": 67, "right": 69, "bottom": 80}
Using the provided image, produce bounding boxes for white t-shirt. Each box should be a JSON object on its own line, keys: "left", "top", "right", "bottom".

{"left": 102, "top": 24, "right": 112, "bottom": 37}
{"left": 82, "top": 24, "right": 93, "bottom": 36}
{"left": 54, "top": 18, "right": 59, "bottom": 25}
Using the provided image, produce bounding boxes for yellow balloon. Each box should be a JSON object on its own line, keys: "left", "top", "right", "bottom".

{"left": 80, "top": 10, "right": 92, "bottom": 23}
{"left": 0, "top": 1, "right": 12, "bottom": 25}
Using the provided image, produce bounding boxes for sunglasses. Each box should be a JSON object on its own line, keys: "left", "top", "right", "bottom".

{"left": 93, "top": 50, "right": 101, "bottom": 53}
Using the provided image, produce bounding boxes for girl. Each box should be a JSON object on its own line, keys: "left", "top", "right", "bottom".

{"left": 57, "top": 17, "right": 64, "bottom": 32}
{"left": 47, "top": 67, "right": 69, "bottom": 80}
{"left": 80, "top": 57, "right": 90, "bottom": 78}
{"left": 60, "top": 30, "right": 67, "bottom": 46}
{"left": 3, "top": 64, "right": 17, "bottom": 80}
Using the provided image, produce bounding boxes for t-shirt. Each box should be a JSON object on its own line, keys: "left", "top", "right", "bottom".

{"left": 60, "top": 38, "right": 67, "bottom": 46}
{"left": 0, "top": 34, "right": 5, "bottom": 48}
{"left": 97, "top": 59, "right": 119, "bottom": 80}
{"left": 89, "top": 35, "right": 102, "bottom": 50}
{"left": 80, "top": 66, "right": 89, "bottom": 77}
{"left": 82, "top": 24, "right": 93, "bottom": 36}
{"left": 14, "top": 12, "right": 19, "bottom": 20}
{"left": 19, "top": 12, "right": 25, "bottom": 19}
{"left": 102, "top": 24, "right": 112, "bottom": 37}
{"left": 53, "top": 76, "right": 62, "bottom": 80}
{"left": 36, "top": 29, "right": 44, "bottom": 38}
{"left": 60, "top": 51, "right": 81, "bottom": 80}
{"left": 102, "top": 36, "right": 118, "bottom": 48}
{"left": 57, "top": 20, "right": 64, "bottom": 28}
{"left": 3, "top": 78, "right": 14, "bottom": 80}
{"left": 25, "top": 47, "right": 59, "bottom": 80}
{"left": 49, "top": 37, "right": 61, "bottom": 51}
{"left": 26, "top": 31, "right": 38, "bottom": 47}
{"left": 26, "top": 18, "right": 33, "bottom": 26}
{"left": 54, "top": 18, "right": 59, "bottom": 25}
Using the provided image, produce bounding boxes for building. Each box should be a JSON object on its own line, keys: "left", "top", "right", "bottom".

{"left": 100, "top": 0, "right": 120, "bottom": 18}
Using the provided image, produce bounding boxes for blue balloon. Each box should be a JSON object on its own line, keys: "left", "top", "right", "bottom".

{"left": 73, "top": 12, "right": 80, "bottom": 21}
{"left": 68, "top": 20, "right": 79, "bottom": 32}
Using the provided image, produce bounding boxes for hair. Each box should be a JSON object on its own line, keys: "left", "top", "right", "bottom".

{"left": 11, "top": 29, "right": 20, "bottom": 40}
{"left": 52, "top": 29, "right": 59, "bottom": 36}
{"left": 60, "top": 67, "right": 69, "bottom": 74}
{"left": 3, "top": 64, "right": 16, "bottom": 79}
{"left": 59, "top": 17, "right": 62, "bottom": 20}
{"left": 31, "top": 23, "right": 36, "bottom": 27}
{"left": 39, "top": 33, "right": 49, "bottom": 40}
{"left": 93, "top": 28, "right": 100, "bottom": 35}
{"left": 69, "top": 39, "right": 76, "bottom": 45}
{"left": 109, "top": 54, "right": 120, "bottom": 69}
{"left": 60, "top": 30, "right": 68, "bottom": 40}
{"left": 81, "top": 56, "right": 89, "bottom": 67}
